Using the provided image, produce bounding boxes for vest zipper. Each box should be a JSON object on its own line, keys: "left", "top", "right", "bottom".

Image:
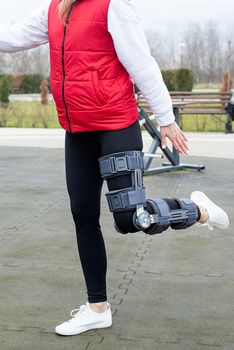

{"left": 61, "top": 2, "right": 76, "bottom": 133}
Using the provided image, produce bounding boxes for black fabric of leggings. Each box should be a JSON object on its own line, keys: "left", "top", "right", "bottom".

{"left": 65, "top": 119, "right": 201, "bottom": 303}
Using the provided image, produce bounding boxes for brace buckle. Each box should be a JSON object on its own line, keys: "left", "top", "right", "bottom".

{"left": 109, "top": 156, "right": 130, "bottom": 174}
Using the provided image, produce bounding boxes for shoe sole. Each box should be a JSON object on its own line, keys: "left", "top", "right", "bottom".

{"left": 55, "top": 320, "right": 112, "bottom": 336}
{"left": 191, "top": 191, "right": 229, "bottom": 230}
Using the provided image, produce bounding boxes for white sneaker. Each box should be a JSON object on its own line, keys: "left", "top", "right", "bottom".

{"left": 190, "top": 191, "right": 229, "bottom": 231}
{"left": 55, "top": 302, "right": 112, "bottom": 336}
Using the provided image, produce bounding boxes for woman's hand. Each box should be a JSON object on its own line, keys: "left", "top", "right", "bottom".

{"left": 160, "top": 122, "right": 189, "bottom": 155}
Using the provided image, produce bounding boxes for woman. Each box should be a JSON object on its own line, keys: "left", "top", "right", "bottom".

{"left": 0, "top": 0, "right": 229, "bottom": 336}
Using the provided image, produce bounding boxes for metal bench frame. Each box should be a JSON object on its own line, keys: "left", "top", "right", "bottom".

{"left": 138, "top": 107, "right": 205, "bottom": 175}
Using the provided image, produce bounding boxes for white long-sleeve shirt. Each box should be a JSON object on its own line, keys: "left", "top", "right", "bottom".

{"left": 0, "top": 0, "right": 175, "bottom": 126}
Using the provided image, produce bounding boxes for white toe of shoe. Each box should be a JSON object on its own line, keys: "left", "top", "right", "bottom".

{"left": 190, "top": 191, "right": 229, "bottom": 230}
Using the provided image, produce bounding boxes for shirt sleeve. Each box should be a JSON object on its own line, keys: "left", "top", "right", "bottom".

{"left": 0, "top": 0, "right": 50, "bottom": 53}
{"left": 107, "top": 0, "right": 175, "bottom": 126}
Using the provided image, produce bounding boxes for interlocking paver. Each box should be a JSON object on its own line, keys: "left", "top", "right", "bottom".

{"left": 0, "top": 130, "right": 233, "bottom": 350}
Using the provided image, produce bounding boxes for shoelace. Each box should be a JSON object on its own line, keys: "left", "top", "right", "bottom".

{"left": 68, "top": 304, "right": 89, "bottom": 322}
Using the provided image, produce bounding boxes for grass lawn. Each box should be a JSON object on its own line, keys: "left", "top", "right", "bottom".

{"left": 193, "top": 83, "right": 222, "bottom": 90}
{"left": 0, "top": 100, "right": 232, "bottom": 132}
{"left": 179, "top": 114, "right": 228, "bottom": 132}
{"left": 0, "top": 101, "right": 60, "bottom": 129}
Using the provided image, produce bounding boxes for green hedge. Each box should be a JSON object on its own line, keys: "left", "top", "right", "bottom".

{"left": 162, "top": 68, "right": 194, "bottom": 91}
{"left": 161, "top": 70, "right": 176, "bottom": 91}
{"left": 0, "top": 74, "right": 49, "bottom": 94}
{"left": 175, "top": 68, "right": 194, "bottom": 91}
{"left": 19, "top": 74, "right": 44, "bottom": 93}
{"left": 0, "top": 75, "right": 12, "bottom": 104}
{"left": 1, "top": 69, "right": 194, "bottom": 96}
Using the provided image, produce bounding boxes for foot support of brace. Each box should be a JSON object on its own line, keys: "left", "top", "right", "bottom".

{"left": 98, "top": 150, "right": 198, "bottom": 235}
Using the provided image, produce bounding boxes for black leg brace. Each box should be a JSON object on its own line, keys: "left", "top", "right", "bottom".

{"left": 98, "top": 150, "right": 199, "bottom": 235}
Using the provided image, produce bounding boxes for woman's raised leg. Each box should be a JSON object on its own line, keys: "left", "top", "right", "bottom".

{"left": 97, "top": 120, "right": 229, "bottom": 234}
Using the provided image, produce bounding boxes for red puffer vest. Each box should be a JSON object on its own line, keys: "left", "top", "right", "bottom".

{"left": 48, "top": 0, "right": 139, "bottom": 133}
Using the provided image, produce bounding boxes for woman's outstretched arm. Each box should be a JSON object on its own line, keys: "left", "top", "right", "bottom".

{"left": 0, "top": 0, "right": 50, "bottom": 53}
{"left": 108, "top": 0, "right": 188, "bottom": 154}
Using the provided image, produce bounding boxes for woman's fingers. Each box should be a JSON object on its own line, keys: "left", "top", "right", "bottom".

{"left": 180, "top": 129, "right": 188, "bottom": 142}
{"left": 161, "top": 133, "right": 167, "bottom": 149}
{"left": 170, "top": 132, "right": 189, "bottom": 154}
{"left": 172, "top": 137, "right": 185, "bottom": 154}
{"left": 177, "top": 132, "right": 189, "bottom": 154}
{"left": 160, "top": 122, "right": 189, "bottom": 155}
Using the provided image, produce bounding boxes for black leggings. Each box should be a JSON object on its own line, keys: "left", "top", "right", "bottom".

{"left": 65, "top": 119, "right": 201, "bottom": 303}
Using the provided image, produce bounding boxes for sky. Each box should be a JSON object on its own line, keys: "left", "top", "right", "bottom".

{"left": 0, "top": 0, "right": 233, "bottom": 33}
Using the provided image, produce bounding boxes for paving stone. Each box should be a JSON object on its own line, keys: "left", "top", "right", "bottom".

{"left": 0, "top": 144, "right": 233, "bottom": 350}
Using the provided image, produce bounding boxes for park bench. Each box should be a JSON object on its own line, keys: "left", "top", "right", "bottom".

{"left": 171, "top": 90, "right": 234, "bottom": 134}
{"left": 137, "top": 90, "right": 234, "bottom": 174}
{"left": 137, "top": 90, "right": 234, "bottom": 134}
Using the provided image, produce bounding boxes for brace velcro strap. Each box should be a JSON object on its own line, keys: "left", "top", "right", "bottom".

{"left": 98, "top": 151, "right": 145, "bottom": 179}
{"left": 151, "top": 199, "right": 171, "bottom": 227}
{"left": 105, "top": 187, "right": 147, "bottom": 212}
{"left": 180, "top": 198, "right": 198, "bottom": 226}
{"left": 142, "top": 198, "right": 171, "bottom": 235}
{"left": 171, "top": 198, "right": 198, "bottom": 229}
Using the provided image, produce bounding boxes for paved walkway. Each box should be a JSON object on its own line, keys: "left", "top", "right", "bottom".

{"left": 0, "top": 128, "right": 233, "bottom": 350}
{"left": 0, "top": 128, "right": 234, "bottom": 159}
